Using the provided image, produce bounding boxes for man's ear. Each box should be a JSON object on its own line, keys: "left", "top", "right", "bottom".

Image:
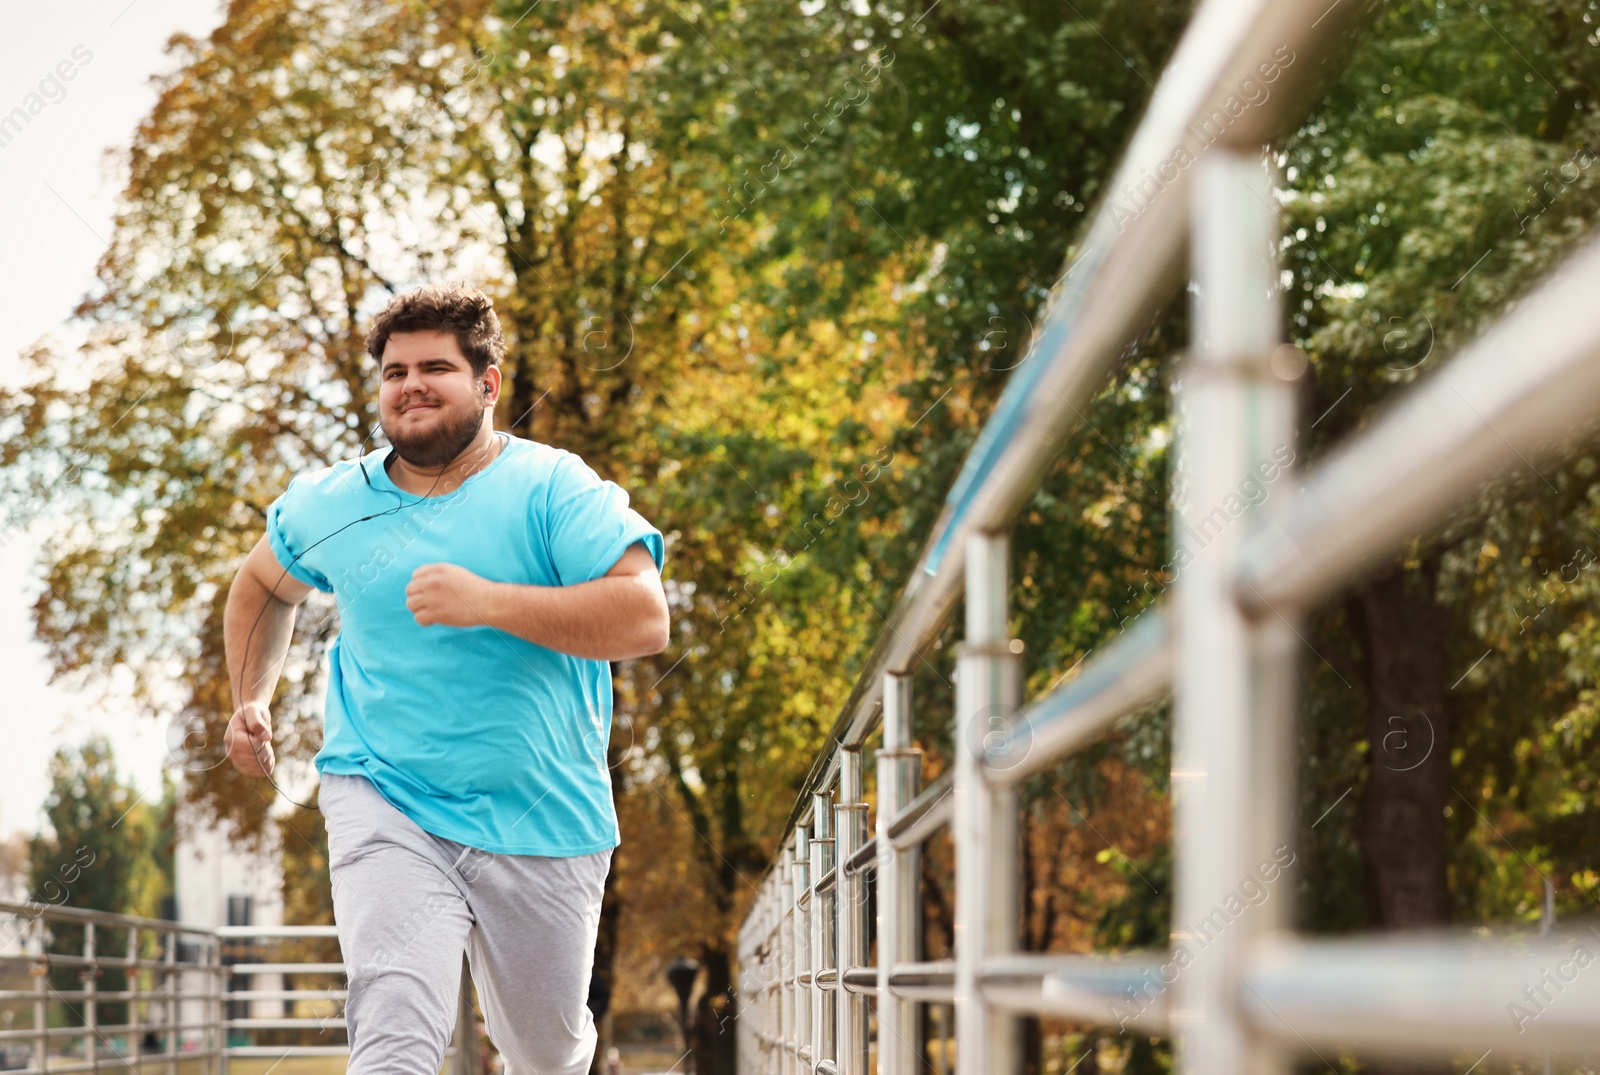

{"left": 480, "top": 366, "right": 504, "bottom": 402}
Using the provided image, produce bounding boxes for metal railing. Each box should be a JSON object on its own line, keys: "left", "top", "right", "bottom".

{"left": 733, "top": 0, "right": 1600, "bottom": 1072}
{"left": 0, "top": 901, "right": 477, "bottom": 1074}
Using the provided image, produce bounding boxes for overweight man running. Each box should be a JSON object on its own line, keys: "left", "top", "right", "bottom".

{"left": 220, "top": 281, "right": 669, "bottom": 1075}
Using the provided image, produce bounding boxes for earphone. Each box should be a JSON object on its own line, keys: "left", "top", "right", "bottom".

{"left": 234, "top": 417, "right": 501, "bottom": 810}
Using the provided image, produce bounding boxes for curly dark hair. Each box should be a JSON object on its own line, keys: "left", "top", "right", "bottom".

{"left": 365, "top": 281, "right": 507, "bottom": 378}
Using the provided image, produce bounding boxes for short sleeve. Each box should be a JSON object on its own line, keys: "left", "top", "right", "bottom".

{"left": 544, "top": 452, "right": 665, "bottom": 586}
{"left": 266, "top": 478, "right": 335, "bottom": 593}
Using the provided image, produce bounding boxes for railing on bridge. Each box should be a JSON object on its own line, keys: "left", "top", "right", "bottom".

{"left": 0, "top": 900, "right": 476, "bottom": 1074}
{"left": 733, "top": 0, "right": 1600, "bottom": 1073}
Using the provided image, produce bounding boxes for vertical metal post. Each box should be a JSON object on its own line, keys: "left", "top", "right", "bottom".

{"left": 810, "top": 791, "right": 835, "bottom": 1071}
{"left": 31, "top": 916, "right": 48, "bottom": 1075}
{"left": 793, "top": 826, "right": 812, "bottom": 1072}
{"left": 759, "top": 893, "right": 771, "bottom": 1075}
{"left": 738, "top": 917, "right": 755, "bottom": 1075}
{"left": 1173, "top": 148, "right": 1296, "bottom": 1075}
{"left": 762, "top": 879, "right": 776, "bottom": 1075}
{"left": 835, "top": 752, "right": 869, "bottom": 1075}
{"left": 85, "top": 921, "right": 99, "bottom": 1075}
{"left": 164, "top": 929, "right": 178, "bottom": 1075}
{"left": 875, "top": 671, "right": 921, "bottom": 1075}
{"left": 780, "top": 843, "right": 795, "bottom": 1075}
{"left": 128, "top": 926, "right": 142, "bottom": 1068}
{"left": 954, "top": 531, "right": 1020, "bottom": 1075}
{"left": 216, "top": 936, "right": 230, "bottom": 1075}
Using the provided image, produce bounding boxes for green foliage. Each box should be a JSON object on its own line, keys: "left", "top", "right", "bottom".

{"left": 25, "top": 736, "right": 172, "bottom": 1029}
{"left": 1282, "top": 0, "right": 1600, "bottom": 935}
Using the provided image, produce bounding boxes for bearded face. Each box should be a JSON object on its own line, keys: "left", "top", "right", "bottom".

{"left": 376, "top": 330, "right": 491, "bottom": 468}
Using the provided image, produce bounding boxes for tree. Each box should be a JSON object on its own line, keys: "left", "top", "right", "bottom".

{"left": 24, "top": 736, "right": 172, "bottom": 1031}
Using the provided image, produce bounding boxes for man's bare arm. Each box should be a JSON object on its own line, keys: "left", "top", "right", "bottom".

{"left": 222, "top": 535, "right": 314, "bottom": 776}
{"left": 404, "top": 541, "right": 670, "bottom": 661}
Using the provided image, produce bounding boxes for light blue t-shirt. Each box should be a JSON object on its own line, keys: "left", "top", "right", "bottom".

{"left": 265, "top": 433, "right": 665, "bottom": 856}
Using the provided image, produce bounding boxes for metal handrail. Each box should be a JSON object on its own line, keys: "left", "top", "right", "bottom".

{"left": 734, "top": 0, "right": 1600, "bottom": 1073}
{"left": 0, "top": 897, "right": 220, "bottom": 1075}
{"left": 776, "top": 0, "right": 1365, "bottom": 848}
{"left": 1235, "top": 231, "right": 1600, "bottom": 614}
{"left": 0, "top": 903, "right": 477, "bottom": 1075}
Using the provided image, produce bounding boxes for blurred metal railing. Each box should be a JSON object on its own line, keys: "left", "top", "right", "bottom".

{"left": 0, "top": 904, "right": 477, "bottom": 1074}
{"left": 733, "top": 0, "right": 1600, "bottom": 1072}
{"left": 0, "top": 899, "right": 220, "bottom": 1075}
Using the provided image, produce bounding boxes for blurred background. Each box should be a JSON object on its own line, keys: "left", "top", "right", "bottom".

{"left": 1, "top": 1, "right": 1598, "bottom": 1073}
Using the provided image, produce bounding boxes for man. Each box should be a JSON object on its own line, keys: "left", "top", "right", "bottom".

{"left": 221, "top": 281, "right": 669, "bottom": 1075}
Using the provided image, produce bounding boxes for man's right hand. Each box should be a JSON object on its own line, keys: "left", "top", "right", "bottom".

{"left": 225, "top": 703, "right": 275, "bottom": 777}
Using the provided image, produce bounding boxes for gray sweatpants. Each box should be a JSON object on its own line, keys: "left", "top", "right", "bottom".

{"left": 320, "top": 772, "right": 611, "bottom": 1075}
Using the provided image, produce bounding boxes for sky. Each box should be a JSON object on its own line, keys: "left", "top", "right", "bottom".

{"left": 0, "top": 1, "right": 227, "bottom": 839}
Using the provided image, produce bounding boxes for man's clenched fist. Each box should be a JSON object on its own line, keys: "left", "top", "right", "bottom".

{"left": 226, "top": 702, "right": 275, "bottom": 777}
{"left": 406, "top": 562, "right": 491, "bottom": 628}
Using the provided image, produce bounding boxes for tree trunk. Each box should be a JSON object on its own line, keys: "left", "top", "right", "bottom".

{"left": 692, "top": 943, "right": 738, "bottom": 1075}
{"left": 586, "top": 674, "right": 625, "bottom": 1074}
{"left": 1350, "top": 558, "right": 1453, "bottom": 1075}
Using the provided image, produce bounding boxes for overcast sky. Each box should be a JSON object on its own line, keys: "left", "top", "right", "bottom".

{"left": 0, "top": 1, "right": 226, "bottom": 838}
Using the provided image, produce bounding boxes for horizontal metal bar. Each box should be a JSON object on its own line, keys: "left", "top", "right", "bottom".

{"left": 986, "top": 608, "right": 1172, "bottom": 787}
{"left": 226, "top": 1017, "right": 346, "bottom": 1030}
{"left": 0, "top": 900, "right": 213, "bottom": 935}
{"left": 887, "top": 771, "right": 953, "bottom": 850}
{"left": 1242, "top": 931, "right": 1600, "bottom": 1058}
{"left": 816, "top": 1061, "right": 838, "bottom": 1075}
{"left": 29, "top": 993, "right": 227, "bottom": 1004}
{"left": 215, "top": 925, "right": 340, "bottom": 939}
{"left": 0, "top": 989, "right": 193, "bottom": 1002}
{"left": 815, "top": 868, "right": 836, "bottom": 896}
{"left": 1238, "top": 232, "right": 1600, "bottom": 616}
{"left": 768, "top": 0, "right": 1365, "bottom": 877}
{"left": 844, "top": 837, "right": 878, "bottom": 877}
{"left": 886, "top": 960, "right": 956, "bottom": 1002}
{"left": 0, "top": 1022, "right": 214, "bottom": 1042}
{"left": 979, "top": 953, "right": 1170, "bottom": 1034}
{"left": 0, "top": 953, "right": 207, "bottom": 970}
{"left": 841, "top": 966, "right": 878, "bottom": 995}
{"left": 1, "top": 1054, "right": 218, "bottom": 1075}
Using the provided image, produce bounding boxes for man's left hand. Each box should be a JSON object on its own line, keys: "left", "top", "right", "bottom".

{"left": 406, "top": 563, "right": 491, "bottom": 627}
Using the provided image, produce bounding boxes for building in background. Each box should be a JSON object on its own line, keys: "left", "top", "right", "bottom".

{"left": 171, "top": 786, "right": 286, "bottom": 1048}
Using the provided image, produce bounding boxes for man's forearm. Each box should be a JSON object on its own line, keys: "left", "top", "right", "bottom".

{"left": 478, "top": 576, "right": 669, "bottom": 661}
{"left": 224, "top": 571, "right": 298, "bottom": 709}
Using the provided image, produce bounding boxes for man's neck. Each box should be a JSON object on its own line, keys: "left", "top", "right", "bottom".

{"left": 387, "top": 425, "right": 503, "bottom": 496}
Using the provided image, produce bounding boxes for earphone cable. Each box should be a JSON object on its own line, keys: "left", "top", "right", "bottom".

{"left": 231, "top": 424, "right": 499, "bottom": 810}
